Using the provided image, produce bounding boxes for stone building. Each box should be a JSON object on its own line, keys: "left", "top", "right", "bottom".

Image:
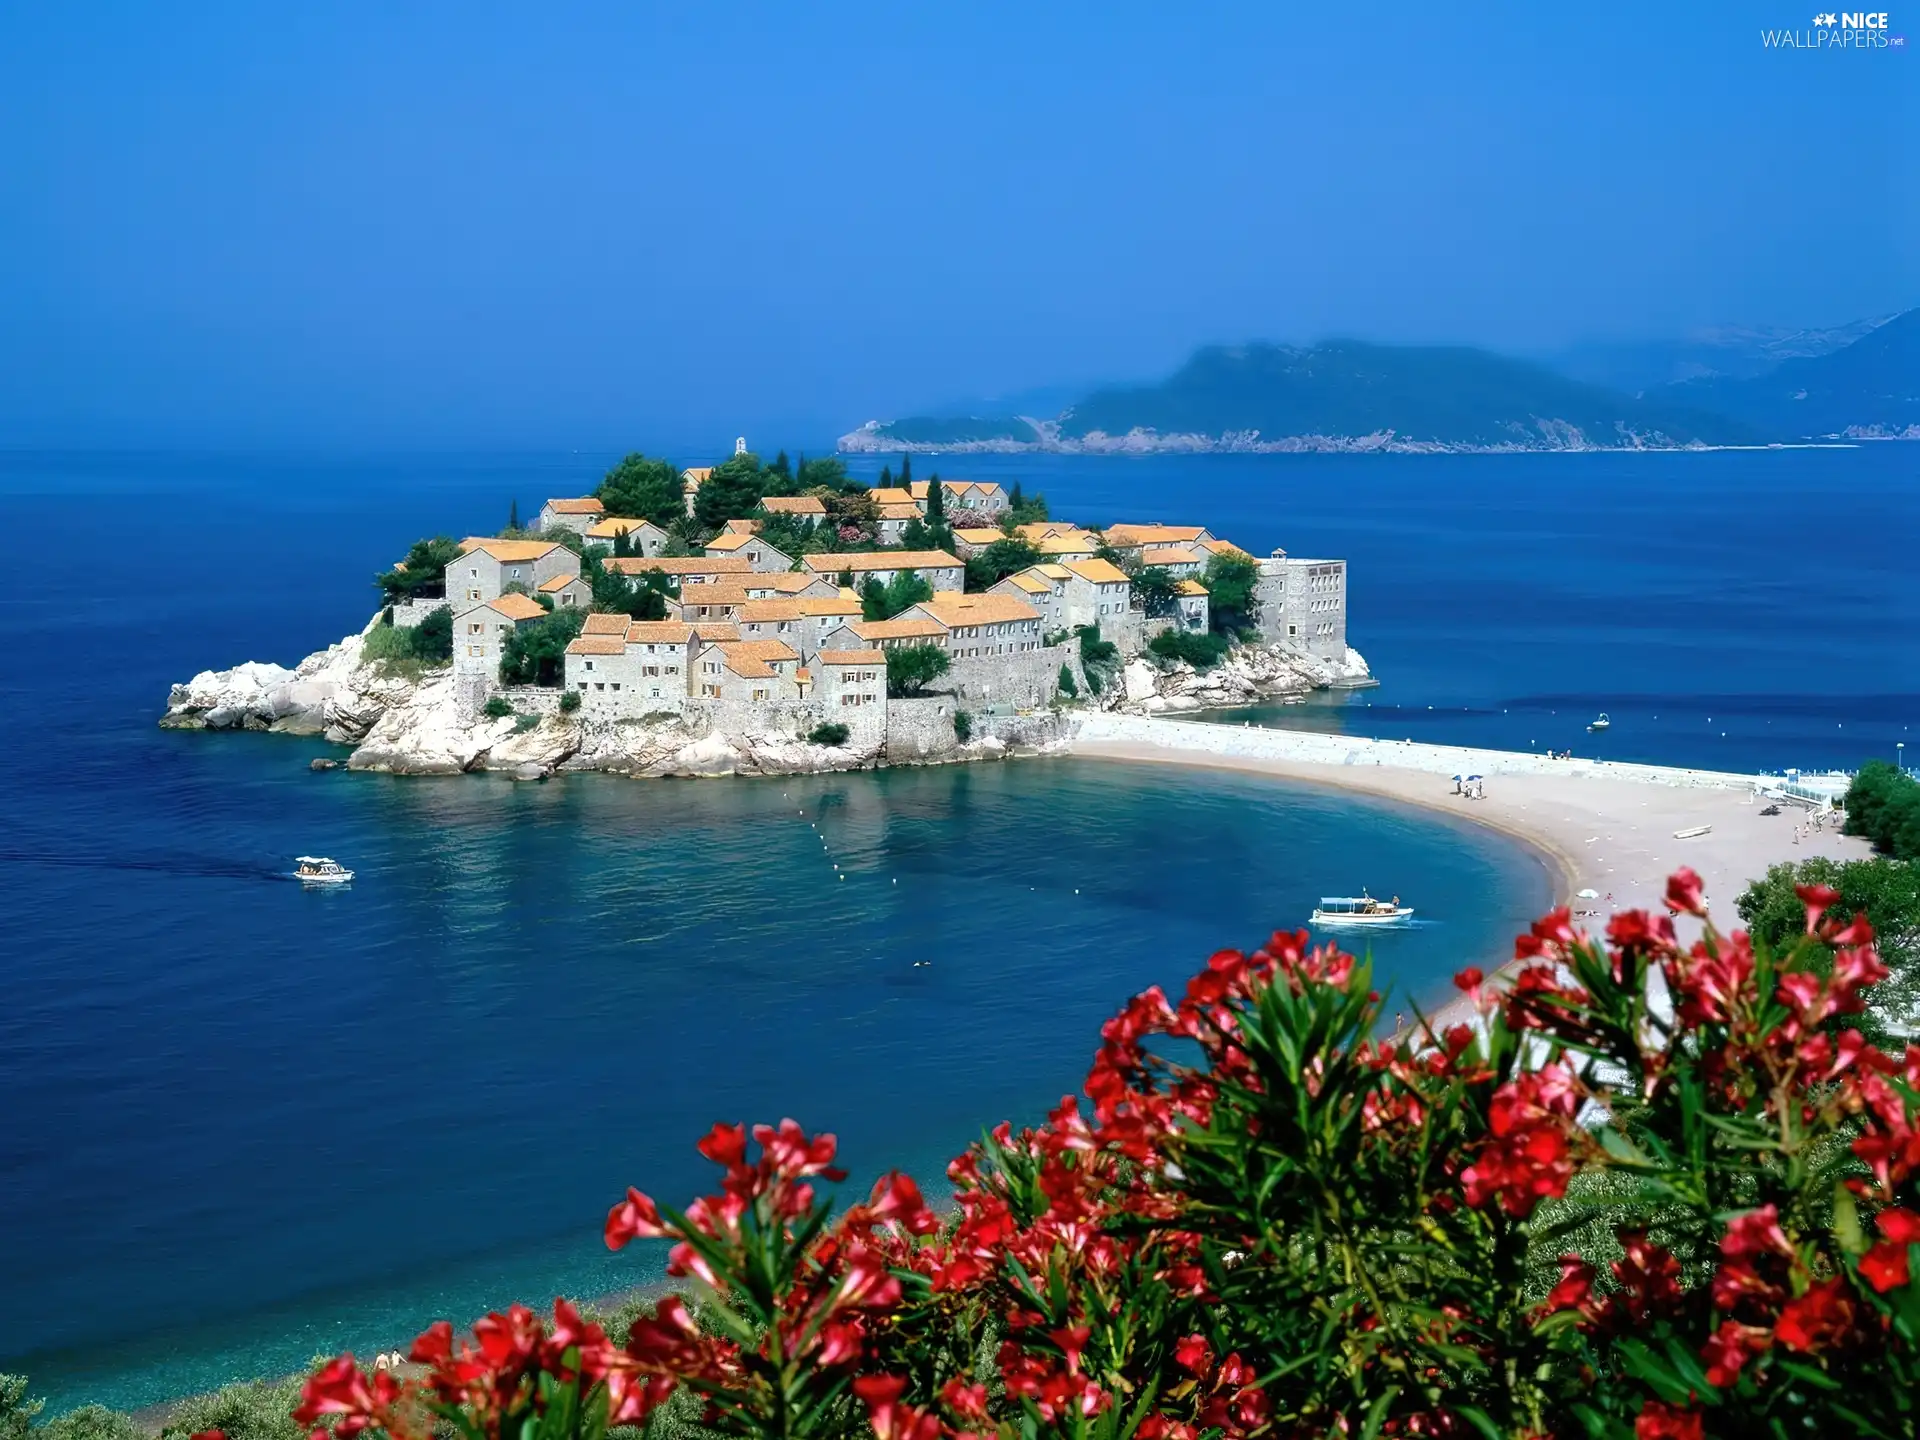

{"left": 1137, "top": 544, "right": 1206, "bottom": 578}
{"left": 951, "top": 527, "right": 1007, "bottom": 556}
{"left": 693, "top": 639, "right": 802, "bottom": 703}
{"left": 607, "top": 554, "right": 752, "bottom": 586}
{"left": 989, "top": 568, "right": 1067, "bottom": 634}
{"left": 822, "top": 617, "right": 950, "bottom": 652}
{"left": 681, "top": 467, "right": 713, "bottom": 517}
{"left": 453, "top": 539, "right": 581, "bottom": 605}
{"left": 1060, "top": 558, "right": 1132, "bottom": 629}
{"left": 1099, "top": 523, "right": 1214, "bottom": 558}
{"left": 584, "top": 517, "right": 670, "bottom": 556}
{"left": 536, "top": 497, "right": 604, "bottom": 534}
{"left": 1173, "top": 579, "right": 1210, "bottom": 633}
{"left": 454, "top": 592, "right": 548, "bottom": 686}
{"left": 1032, "top": 531, "right": 1101, "bottom": 564}
{"left": 1256, "top": 552, "right": 1348, "bottom": 659}
{"left": 539, "top": 573, "right": 593, "bottom": 611}
{"left": 674, "top": 583, "right": 752, "bottom": 625}
{"left": 912, "top": 480, "right": 1008, "bottom": 519}
{"left": 703, "top": 532, "right": 796, "bottom": 573}
{"left": 803, "top": 550, "right": 964, "bottom": 594}
{"left": 562, "top": 620, "right": 695, "bottom": 716}
{"left": 815, "top": 649, "right": 886, "bottom": 714}
{"left": 897, "top": 592, "right": 1043, "bottom": 660}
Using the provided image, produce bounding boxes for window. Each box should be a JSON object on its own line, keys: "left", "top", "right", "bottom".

{"left": 611, "top": 683, "right": 622, "bottom": 691}
{"left": 594, "top": 682, "right": 605, "bottom": 691}
{"left": 585, "top": 660, "right": 595, "bottom": 671}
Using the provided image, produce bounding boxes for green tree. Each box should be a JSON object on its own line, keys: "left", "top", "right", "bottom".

{"left": 410, "top": 604, "right": 453, "bottom": 662}
{"left": 595, "top": 453, "right": 684, "bottom": 525}
{"left": 1057, "top": 663, "right": 1078, "bottom": 699}
{"left": 1202, "top": 551, "right": 1260, "bottom": 635}
{"left": 808, "top": 721, "right": 850, "bottom": 746}
{"left": 897, "top": 454, "right": 912, "bottom": 492}
{"left": 885, "top": 644, "right": 949, "bottom": 697}
{"left": 508, "top": 498, "right": 521, "bottom": 532}
{"left": 859, "top": 571, "right": 932, "bottom": 621}
{"left": 42, "top": 1405, "right": 142, "bottom": 1440}
{"left": 499, "top": 608, "right": 588, "bottom": 687}
{"left": 962, "top": 537, "right": 1041, "bottom": 592}
{"left": 1132, "top": 565, "right": 1180, "bottom": 617}
{"left": 694, "top": 454, "right": 773, "bottom": 531}
{"left": 1844, "top": 761, "right": 1920, "bottom": 860}
{"left": 796, "top": 455, "right": 854, "bottom": 493}
{"left": 1149, "top": 628, "right": 1229, "bottom": 669}
{"left": 1738, "top": 854, "right": 1920, "bottom": 1042}
{"left": 375, "top": 536, "right": 463, "bottom": 602}
{"left": 1, "top": 1374, "right": 44, "bottom": 1440}
{"left": 770, "top": 450, "right": 792, "bottom": 482}
{"left": 925, "top": 473, "right": 946, "bottom": 522}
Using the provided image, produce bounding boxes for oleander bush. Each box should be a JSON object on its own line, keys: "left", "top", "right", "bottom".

{"left": 54, "top": 874, "right": 1920, "bottom": 1440}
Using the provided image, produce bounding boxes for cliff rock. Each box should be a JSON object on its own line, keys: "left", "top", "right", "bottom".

{"left": 1120, "top": 642, "right": 1373, "bottom": 716}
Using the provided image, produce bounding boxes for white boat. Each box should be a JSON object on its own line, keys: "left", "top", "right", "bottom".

{"left": 1588, "top": 712, "right": 1611, "bottom": 732}
{"left": 1672, "top": 824, "right": 1712, "bottom": 840}
{"left": 1311, "top": 893, "right": 1414, "bottom": 926}
{"left": 294, "top": 855, "right": 354, "bottom": 884}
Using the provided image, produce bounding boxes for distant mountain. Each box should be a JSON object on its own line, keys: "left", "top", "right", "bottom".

{"left": 1659, "top": 308, "right": 1920, "bottom": 439}
{"left": 841, "top": 340, "right": 1756, "bottom": 454}
{"left": 1546, "top": 317, "right": 1893, "bottom": 394}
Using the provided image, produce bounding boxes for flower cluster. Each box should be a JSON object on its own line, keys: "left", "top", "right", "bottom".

{"left": 290, "top": 872, "right": 1920, "bottom": 1440}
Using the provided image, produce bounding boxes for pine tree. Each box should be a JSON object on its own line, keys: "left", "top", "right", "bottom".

{"left": 899, "top": 454, "right": 913, "bottom": 491}
{"left": 509, "top": 498, "right": 522, "bottom": 532}
{"left": 613, "top": 526, "right": 632, "bottom": 558}
{"left": 1009, "top": 480, "right": 1025, "bottom": 513}
{"left": 926, "top": 474, "right": 946, "bottom": 523}
{"left": 879, "top": 464, "right": 893, "bottom": 489}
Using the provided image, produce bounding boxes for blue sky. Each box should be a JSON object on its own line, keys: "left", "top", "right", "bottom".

{"left": 0, "top": 1, "right": 1913, "bottom": 449}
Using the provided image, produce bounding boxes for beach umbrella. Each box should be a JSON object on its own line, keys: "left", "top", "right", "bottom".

{"left": 1576, "top": 888, "right": 1599, "bottom": 899}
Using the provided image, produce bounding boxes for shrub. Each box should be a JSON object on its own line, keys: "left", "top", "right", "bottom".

{"left": 163, "top": 1375, "right": 310, "bottom": 1440}
{"left": 808, "top": 722, "right": 851, "bottom": 747}
{"left": 40, "top": 1406, "right": 141, "bottom": 1440}
{"left": 284, "top": 873, "right": 1920, "bottom": 1440}
{"left": 500, "top": 608, "right": 588, "bottom": 687}
{"left": 361, "top": 607, "right": 452, "bottom": 672}
{"left": 1057, "top": 664, "right": 1078, "bottom": 699}
{"left": 375, "top": 536, "right": 462, "bottom": 603}
{"left": 1202, "top": 551, "right": 1259, "bottom": 635}
{"left": 885, "top": 644, "right": 949, "bottom": 698}
{"left": 559, "top": 689, "right": 582, "bottom": 713}
{"left": 1077, "top": 623, "right": 1118, "bottom": 694}
{"left": 482, "top": 695, "right": 514, "bottom": 719}
{"left": 953, "top": 709, "right": 973, "bottom": 743}
{"left": 1846, "top": 760, "right": 1920, "bottom": 860}
{"left": 1148, "top": 628, "right": 1229, "bottom": 669}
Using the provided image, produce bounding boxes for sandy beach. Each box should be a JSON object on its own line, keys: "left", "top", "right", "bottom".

{"left": 1069, "top": 715, "right": 1870, "bottom": 933}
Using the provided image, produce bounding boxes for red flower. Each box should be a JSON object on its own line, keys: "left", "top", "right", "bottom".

{"left": 1048, "top": 1324, "right": 1092, "bottom": 1372}
{"left": 1701, "top": 1319, "right": 1770, "bottom": 1387}
{"left": 1635, "top": 1399, "right": 1703, "bottom": 1440}
{"left": 1859, "top": 1206, "right": 1920, "bottom": 1293}
{"left": 854, "top": 1375, "right": 941, "bottom": 1440}
{"left": 1722, "top": 1204, "right": 1793, "bottom": 1260}
{"left": 696, "top": 1122, "right": 749, "bottom": 1170}
{"left": 1796, "top": 882, "right": 1841, "bottom": 933}
{"left": 1665, "top": 867, "right": 1706, "bottom": 917}
{"left": 1534, "top": 1256, "right": 1594, "bottom": 1319}
{"left": 1775, "top": 1276, "right": 1856, "bottom": 1353}
{"left": 940, "top": 1378, "right": 991, "bottom": 1424}
{"left": 1173, "top": 1333, "right": 1212, "bottom": 1374}
{"left": 1453, "top": 967, "right": 1485, "bottom": 1004}
{"left": 604, "top": 1188, "right": 670, "bottom": 1250}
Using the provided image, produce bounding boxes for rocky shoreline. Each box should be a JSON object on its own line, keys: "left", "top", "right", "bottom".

{"left": 160, "top": 624, "right": 1372, "bottom": 777}
{"left": 837, "top": 419, "right": 1712, "bottom": 456}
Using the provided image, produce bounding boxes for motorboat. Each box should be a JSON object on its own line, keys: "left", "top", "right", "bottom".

{"left": 1311, "top": 893, "right": 1414, "bottom": 926}
{"left": 1672, "top": 825, "right": 1712, "bottom": 840}
{"left": 295, "top": 856, "right": 354, "bottom": 884}
{"left": 1587, "top": 713, "right": 1611, "bottom": 732}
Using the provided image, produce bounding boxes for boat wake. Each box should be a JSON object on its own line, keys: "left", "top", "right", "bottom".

{"left": 0, "top": 848, "right": 298, "bottom": 883}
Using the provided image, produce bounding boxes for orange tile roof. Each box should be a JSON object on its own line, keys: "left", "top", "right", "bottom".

{"left": 1199, "top": 537, "right": 1253, "bottom": 558}
{"left": 681, "top": 466, "right": 713, "bottom": 483}
{"left": 675, "top": 584, "right": 752, "bottom": 608}
{"left": 868, "top": 487, "right": 916, "bottom": 506}
{"left": 586, "top": 515, "right": 659, "bottom": 536}
{"left": 566, "top": 634, "right": 627, "bottom": 655}
{"left": 953, "top": 527, "right": 1006, "bottom": 545}
{"left": 625, "top": 621, "right": 694, "bottom": 644}
{"left": 582, "top": 612, "right": 630, "bottom": 634}
{"left": 1036, "top": 563, "right": 1073, "bottom": 581}
{"left": 721, "top": 654, "right": 776, "bottom": 679}
{"left": 726, "top": 638, "right": 800, "bottom": 663}
{"left": 1140, "top": 544, "right": 1203, "bottom": 566}
{"left": 876, "top": 501, "right": 921, "bottom": 520}
{"left": 803, "top": 550, "right": 960, "bottom": 574}
{"left": 1174, "top": 579, "right": 1210, "bottom": 597}
{"left": 753, "top": 571, "right": 826, "bottom": 595}
{"left": 484, "top": 592, "right": 550, "bottom": 622}
{"left": 795, "top": 667, "right": 810, "bottom": 684}
{"left": 739, "top": 599, "right": 805, "bottom": 621}
{"left": 692, "top": 621, "right": 741, "bottom": 641}
{"left": 996, "top": 571, "right": 1053, "bottom": 594}
{"left": 460, "top": 537, "right": 564, "bottom": 562}
{"left": 818, "top": 648, "right": 886, "bottom": 665}
{"left": 907, "top": 592, "right": 1039, "bottom": 627}
{"left": 760, "top": 495, "right": 826, "bottom": 515}
{"left": 543, "top": 497, "right": 604, "bottom": 515}
{"left": 1102, "top": 524, "right": 1209, "bottom": 547}
{"left": 608, "top": 555, "right": 752, "bottom": 576}
{"left": 853, "top": 618, "right": 949, "bottom": 641}
{"left": 723, "top": 518, "right": 761, "bottom": 534}
{"left": 1035, "top": 532, "right": 1099, "bottom": 555}
{"left": 1064, "top": 558, "right": 1131, "bottom": 584}
{"left": 704, "top": 531, "right": 766, "bottom": 553}
{"left": 1015, "top": 522, "right": 1076, "bottom": 539}
{"left": 538, "top": 573, "right": 584, "bottom": 592}
{"left": 799, "top": 594, "right": 862, "bottom": 616}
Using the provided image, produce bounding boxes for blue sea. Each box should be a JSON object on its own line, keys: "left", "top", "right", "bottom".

{"left": 0, "top": 443, "right": 1913, "bottom": 1411}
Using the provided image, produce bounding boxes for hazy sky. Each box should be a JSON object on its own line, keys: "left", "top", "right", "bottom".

{"left": 1, "top": 1, "right": 1914, "bottom": 448}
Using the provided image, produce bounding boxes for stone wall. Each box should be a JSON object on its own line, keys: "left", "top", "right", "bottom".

{"left": 885, "top": 695, "right": 960, "bottom": 763}
{"left": 943, "top": 642, "right": 1076, "bottom": 708}
{"left": 975, "top": 709, "right": 1072, "bottom": 751}
{"left": 390, "top": 598, "right": 452, "bottom": 630}
{"left": 499, "top": 685, "right": 565, "bottom": 718}
{"left": 682, "top": 696, "right": 887, "bottom": 753}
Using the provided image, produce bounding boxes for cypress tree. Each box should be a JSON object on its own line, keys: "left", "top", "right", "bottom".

{"left": 899, "top": 454, "right": 913, "bottom": 490}
{"left": 926, "top": 474, "right": 946, "bottom": 522}
{"left": 509, "top": 498, "right": 522, "bottom": 532}
{"left": 879, "top": 464, "right": 893, "bottom": 488}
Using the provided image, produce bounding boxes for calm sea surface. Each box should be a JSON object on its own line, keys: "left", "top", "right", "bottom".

{"left": 0, "top": 443, "right": 1911, "bottom": 1409}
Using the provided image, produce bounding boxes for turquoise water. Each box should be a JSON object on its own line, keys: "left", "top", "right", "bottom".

{"left": 1, "top": 747, "right": 1546, "bottom": 1411}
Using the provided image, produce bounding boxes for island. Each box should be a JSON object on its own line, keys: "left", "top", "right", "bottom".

{"left": 159, "top": 446, "right": 1374, "bottom": 776}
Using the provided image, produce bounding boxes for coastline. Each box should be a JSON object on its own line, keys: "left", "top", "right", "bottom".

{"left": 1065, "top": 713, "right": 1870, "bottom": 943}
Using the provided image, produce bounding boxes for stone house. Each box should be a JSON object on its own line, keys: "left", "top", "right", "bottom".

{"left": 897, "top": 592, "right": 1042, "bottom": 660}
{"left": 868, "top": 486, "right": 918, "bottom": 512}
{"left": 743, "top": 572, "right": 839, "bottom": 600}
{"left": 692, "top": 639, "right": 802, "bottom": 704}
{"left": 1174, "top": 579, "right": 1210, "bottom": 632}
{"left": 584, "top": 516, "right": 670, "bottom": 557}
{"left": 1256, "top": 553, "right": 1348, "bottom": 658}
{"left": 1033, "top": 531, "right": 1101, "bottom": 564}
{"left": 874, "top": 501, "right": 922, "bottom": 546}
{"left": 673, "top": 583, "right": 752, "bottom": 625}
{"left": 703, "top": 532, "right": 796, "bottom": 573}
{"left": 737, "top": 598, "right": 807, "bottom": 652}
{"left": 760, "top": 495, "right": 827, "bottom": 520}
{"left": 681, "top": 467, "right": 713, "bottom": 517}
{"left": 815, "top": 649, "right": 886, "bottom": 713}
{"left": 539, "top": 573, "right": 593, "bottom": 611}
{"left": 1014, "top": 521, "right": 1080, "bottom": 541}
{"left": 821, "top": 616, "right": 950, "bottom": 653}
{"left": 1061, "top": 558, "right": 1132, "bottom": 629}
{"left": 951, "top": 527, "right": 1007, "bottom": 556}
{"left": 1138, "top": 544, "right": 1205, "bottom": 578}
{"left": 912, "top": 480, "right": 1008, "bottom": 518}
{"left": 1099, "top": 523, "right": 1215, "bottom": 557}
{"left": 802, "top": 550, "right": 964, "bottom": 594}
{"left": 723, "top": 518, "right": 761, "bottom": 535}
{"left": 797, "top": 592, "right": 865, "bottom": 659}
{"left": 536, "top": 497, "right": 604, "bottom": 534}
{"left": 453, "top": 539, "right": 580, "bottom": 605}
{"left": 454, "top": 592, "right": 548, "bottom": 677}
{"left": 562, "top": 620, "right": 694, "bottom": 715}
{"left": 607, "top": 555, "right": 752, "bottom": 588}
{"left": 989, "top": 568, "right": 1066, "bottom": 635}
